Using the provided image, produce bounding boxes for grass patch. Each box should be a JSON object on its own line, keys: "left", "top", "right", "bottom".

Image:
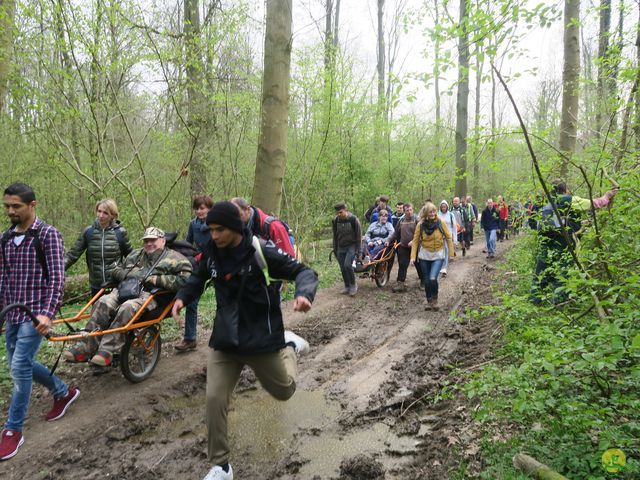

{"left": 465, "top": 233, "right": 640, "bottom": 479}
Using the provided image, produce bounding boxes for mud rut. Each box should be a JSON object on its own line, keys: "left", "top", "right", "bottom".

{"left": 3, "top": 240, "right": 510, "bottom": 480}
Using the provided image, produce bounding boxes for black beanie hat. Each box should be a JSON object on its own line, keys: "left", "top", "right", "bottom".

{"left": 206, "top": 201, "right": 244, "bottom": 233}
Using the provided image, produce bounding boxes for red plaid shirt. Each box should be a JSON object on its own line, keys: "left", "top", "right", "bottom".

{"left": 0, "top": 218, "right": 65, "bottom": 325}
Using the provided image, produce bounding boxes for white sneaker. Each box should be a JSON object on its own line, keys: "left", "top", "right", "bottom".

{"left": 203, "top": 464, "right": 233, "bottom": 480}
{"left": 284, "top": 330, "right": 310, "bottom": 355}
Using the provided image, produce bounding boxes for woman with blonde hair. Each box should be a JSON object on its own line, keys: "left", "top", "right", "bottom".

{"left": 65, "top": 199, "right": 133, "bottom": 296}
{"left": 410, "top": 202, "right": 454, "bottom": 310}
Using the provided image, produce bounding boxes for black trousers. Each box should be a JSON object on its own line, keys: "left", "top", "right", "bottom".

{"left": 396, "top": 245, "right": 421, "bottom": 282}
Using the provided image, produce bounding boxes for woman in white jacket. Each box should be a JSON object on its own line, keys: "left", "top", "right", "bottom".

{"left": 438, "top": 200, "right": 458, "bottom": 276}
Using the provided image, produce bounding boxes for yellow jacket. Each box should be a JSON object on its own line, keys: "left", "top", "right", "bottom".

{"left": 410, "top": 220, "right": 455, "bottom": 261}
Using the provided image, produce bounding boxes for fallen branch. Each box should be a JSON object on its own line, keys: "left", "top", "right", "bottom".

{"left": 513, "top": 453, "right": 569, "bottom": 480}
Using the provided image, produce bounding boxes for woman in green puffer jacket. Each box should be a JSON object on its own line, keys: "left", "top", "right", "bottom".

{"left": 65, "top": 199, "right": 133, "bottom": 295}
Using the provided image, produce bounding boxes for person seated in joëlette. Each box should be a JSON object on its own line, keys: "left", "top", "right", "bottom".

{"left": 362, "top": 210, "right": 395, "bottom": 261}
{"left": 64, "top": 227, "right": 192, "bottom": 367}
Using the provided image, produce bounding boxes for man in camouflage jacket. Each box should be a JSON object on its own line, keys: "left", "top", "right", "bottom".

{"left": 64, "top": 227, "right": 192, "bottom": 367}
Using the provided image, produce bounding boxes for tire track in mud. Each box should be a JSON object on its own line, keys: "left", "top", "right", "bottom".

{"left": 2, "top": 240, "right": 511, "bottom": 479}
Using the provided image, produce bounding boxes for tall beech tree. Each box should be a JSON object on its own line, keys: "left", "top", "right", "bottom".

{"left": 454, "top": 0, "right": 470, "bottom": 197}
{"left": 184, "top": 0, "right": 207, "bottom": 195}
{"left": 252, "top": 0, "right": 293, "bottom": 216}
{"left": 558, "top": 0, "right": 580, "bottom": 177}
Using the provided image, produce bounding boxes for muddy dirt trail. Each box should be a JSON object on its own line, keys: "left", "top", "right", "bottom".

{"left": 3, "top": 239, "right": 511, "bottom": 479}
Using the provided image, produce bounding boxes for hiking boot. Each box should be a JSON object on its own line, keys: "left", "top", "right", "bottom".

{"left": 175, "top": 339, "right": 197, "bottom": 353}
{"left": 392, "top": 282, "right": 406, "bottom": 293}
{"left": 284, "top": 330, "right": 310, "bottom": 355}
{"left": 46, "top": 387, "right": 80, "bottom": 421}
{"left": 440, "top": 269, "right": 447, "bottom": 277}
{"left": 340, "top": 287, "right": 349, "bottom": 295}
{"left": 424, "top": 299, "right": 432, "bottom": 311}
{"left": 432, "top": 298, "right": 440, "bottom": 311}
{"left": 348, "top": 284, "right": 358, "bottom": 296}
{"left": 0, "top": 429, "right": 24, "bottom": 461}
{"left": 203, "top": 463, "right": 234, "bottom": 480}
{"left": 63, "top": 348, "right": 88, "bottom": 363}
{"left": 90, "top": 351, "right": 112, "bottom": 367}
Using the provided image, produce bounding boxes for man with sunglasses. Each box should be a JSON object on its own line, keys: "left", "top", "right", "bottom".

{"left": 172, "top": 201, "right": 318, "bottom": 480}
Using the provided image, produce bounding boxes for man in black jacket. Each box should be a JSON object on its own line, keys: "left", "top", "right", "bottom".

{"left": 172, "top": 201, "right": 318, "bottom": 480}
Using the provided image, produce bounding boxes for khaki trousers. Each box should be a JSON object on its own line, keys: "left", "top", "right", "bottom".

{"left": 206, "top": 346, "right": 298, "bottom": 464}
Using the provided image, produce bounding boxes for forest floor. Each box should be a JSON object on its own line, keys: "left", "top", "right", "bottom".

{"left": 2, "top": 237, "right": 513, "bottom": 480}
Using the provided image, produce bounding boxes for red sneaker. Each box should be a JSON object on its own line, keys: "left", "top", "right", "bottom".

{"left": 46, "top": 387, "right": 80, "bottom": 421}
{"left": 0, "top": 429, "right": 24, "bottom": 460}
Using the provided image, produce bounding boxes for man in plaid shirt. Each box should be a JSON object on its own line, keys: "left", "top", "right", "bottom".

{"left": 0, "top": 183, "right": 80, "bottom": 461}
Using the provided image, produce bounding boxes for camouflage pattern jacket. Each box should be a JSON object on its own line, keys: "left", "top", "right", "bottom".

{"left": 111, "top": 247, "right": 192, "bottom": 293}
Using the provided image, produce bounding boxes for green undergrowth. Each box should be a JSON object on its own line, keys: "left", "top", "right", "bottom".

{"left": 465, "top": 207, "right": 640, "bottom": 479}
{"left": 0, "top": 249, "right": 338, "bottom": 408}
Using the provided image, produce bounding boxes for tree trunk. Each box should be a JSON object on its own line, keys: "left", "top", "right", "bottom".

{"left": 0, "top": 0, "right": 16, "bottom": 112}
{"left": 185, "top": 0, "right": 206, "bottom": 195}
{"left": 472, "top": 43, "right": 483, "bottom": 198}
{"left": 634, "top": 1, "right": 640, "bottom": 152}
{"left": 252, "top": 0, "right": 293, "bottom": 216}
{"left": 377, "top": 0, "right": 385, "bottom": 115}
{"left": 53, "top": 0, "right": 88, "bottom": 211}
{"left": 334, "top": 0, "right": 340, "bottom": 48}
{"left": 324, "top": 0, "right": 333, "bottom": 78}
{"left": 595, "top": 0, "right": 612, "bottom": 134}
{"left": 454, "top": 0, "right": 469, "bottom": 198}
{"left": 433, "top": 0, "right": 442, "bottom": 164}
{"left": 491, "top": 57, "right": 496, "bottom": 166}
{"left": 558, "top": 0, "right": 580, "bottom": 178}
{"left": 89, "top": 0, "right": 103, "bottom": 183}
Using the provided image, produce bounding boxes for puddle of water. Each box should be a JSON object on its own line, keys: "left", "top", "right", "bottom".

{"left": 145, "top": 386, "right": 418, "bottom": 477}
{"left": 227, "top": 389, "right": 418, "bottom": 478}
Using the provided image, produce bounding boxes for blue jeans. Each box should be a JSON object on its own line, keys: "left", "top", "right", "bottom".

{"left": 485, "top": 229, "right": 497, "bottom": 256}
{"left": 184, "top": 295, "right": 201, "bottom": 342}
{"left": 5, "top": 321, "right": 68, "bottom": 431}
{"left": 418, "top": 258, "right": 444, "bottom": 300}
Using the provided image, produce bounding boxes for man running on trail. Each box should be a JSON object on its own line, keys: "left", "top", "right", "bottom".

{"left": 530, "top": 179, "right": 618, "bottom": 304}
{"left": 172, "top": 201, "right": 318, "bottom": 480}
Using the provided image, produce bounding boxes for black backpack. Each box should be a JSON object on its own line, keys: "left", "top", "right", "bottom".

{"left": 164, "top": 232, "right": 200, "bottom": 268}
{"left": 1, "top": 223, "right": 49, "bottom": 281}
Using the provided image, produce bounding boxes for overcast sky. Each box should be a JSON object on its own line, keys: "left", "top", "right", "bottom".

{"left": 246, "top": 0, "right": 637, "bottom": 126}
